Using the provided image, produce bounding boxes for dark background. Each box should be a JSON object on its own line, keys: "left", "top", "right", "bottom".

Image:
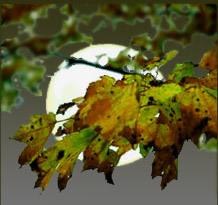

{"left": 1, "top": 4, "right": 217, "bottom": 205}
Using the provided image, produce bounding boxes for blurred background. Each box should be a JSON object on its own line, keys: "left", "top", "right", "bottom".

{"left": 1, "top": 4, "right": 217, "bottom": 205}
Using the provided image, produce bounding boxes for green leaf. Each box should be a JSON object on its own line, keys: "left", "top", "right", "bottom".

{"left": 139, "top": 143, "right": 153, "bottom": 158}
{"left": 202, "top": 86, "right": 217, "bottom": 99}
{"left": 141, "top": 50, "right": 178, "bottom": 71}
{"left": 169, "top": 62, "right": 194, "bottom": 83}
{"left": 1, "top": 56, "right": 46, "bottom": 112}
{"left": 30, "top": 126, "right": 100, "bottom": 191}
{"left": 1, "top": 79, "right": 20, "bottom": 113}
{"left": 198, "top": 136, "right": 217, "bottom": 152}
{"left": 16, "top": 60, "right": 45, "bottom": 96}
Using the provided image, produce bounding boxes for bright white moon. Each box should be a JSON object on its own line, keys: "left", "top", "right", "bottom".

{"left": 46, "top": 44, "right": 164, "bottom": 166}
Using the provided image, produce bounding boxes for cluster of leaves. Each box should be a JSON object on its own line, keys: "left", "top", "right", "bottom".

{"left": 1, "top": 4, "right": 93, "bottom": 112}
{"left": 1, "top": 4, "right": 216, "bottom": 112}
{"left": 105, "top": 48, "right": 178, "bottom": 74}
{"left": 10, "top": 44, "right": 217, "bottom": 191}
{"left": 99, "top": 4, "right": 217, "bottom": 55}
{"left": 3, "top": 3, "right": 217, "bottom": 192}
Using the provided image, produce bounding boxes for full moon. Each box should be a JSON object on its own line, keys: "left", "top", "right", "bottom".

{"left": 46, "top": 44, "right": 164, "bottom": 166}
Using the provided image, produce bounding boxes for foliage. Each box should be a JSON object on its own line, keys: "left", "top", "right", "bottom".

{"left": 1, "top": 4, "right": 92, "bottom": 112}
{"left": 99, "top": 4, "right": 216, "bottom": 55}
{"left": 1, "top": 4, "right": 217, "bottom": 112}
{"left": 3, "top": 3, "right": 217, "bottom": 191}
{"left": 10, "top": 44, "right": 217, "bottom": 191}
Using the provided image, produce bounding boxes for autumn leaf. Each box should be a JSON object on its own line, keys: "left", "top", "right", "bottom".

{"left": 140, "top": 50, "right": 178, "bottom": 71}
{"left": 168, "top": 62, "right": 194, "bottom": 83}
{"left": 30, "top": 126, "right": 100, "bottom": 191}
{"left": 68, "top": 60, "right": 216, "bottom": 189}
{"left": 202, "top": 86, "right": 217, "bottom": 99}
{"left": 176, "top": 83, "right": 217, "bottom": 145}
{"left": 56, "top": 102, "right": 75, "bottom": 115}
{"left": 198, "top": 137, "right": 217, "bottom": 152}
{"left": 198, "top": 43, "right": 217, "bottom": 90}
{"left": 199, "top": 43, "right": 217, "bottom": 71}
{"left": 56, "top": 97, "right": 84, "bottom": 115}
{"left": 10, "top": 113, "right": 56, "bottom": 165}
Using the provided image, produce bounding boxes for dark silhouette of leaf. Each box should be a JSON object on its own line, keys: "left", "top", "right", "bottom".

{"left": 56, "top": 102, "right": 75, "bottom": 115}
{"left": 55, "top": 126, "right": 66, "bottom": 136}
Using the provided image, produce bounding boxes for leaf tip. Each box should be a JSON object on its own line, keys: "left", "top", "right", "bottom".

{"left": 105, "top": 172, "right": 114, "bottom": 185}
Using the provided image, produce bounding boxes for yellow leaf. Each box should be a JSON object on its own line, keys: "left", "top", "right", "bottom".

{"left": 10, "top": 113, "right": 56, "bottom": 165}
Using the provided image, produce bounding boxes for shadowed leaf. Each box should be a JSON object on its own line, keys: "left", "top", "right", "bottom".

{"left": 56, "top": 102, "right": 75, "bottom": 115}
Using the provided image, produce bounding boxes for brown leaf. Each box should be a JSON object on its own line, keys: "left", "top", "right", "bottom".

{"left": 56, "top": 102, "right": 75, "bottom": 115}
{"left": 199, "top": 43, "right": 217, "bottom": 71}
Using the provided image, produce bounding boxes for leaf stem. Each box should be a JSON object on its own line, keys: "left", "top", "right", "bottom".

{"left": 56, "top": 116, "right": 74, "bottom": 123}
